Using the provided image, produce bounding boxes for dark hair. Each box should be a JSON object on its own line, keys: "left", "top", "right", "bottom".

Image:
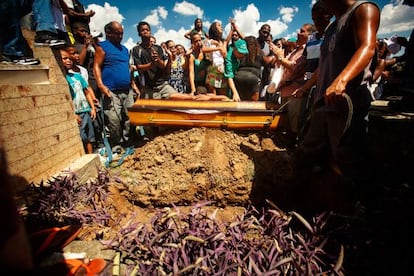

{"left": 312, "top": 1, "right": 333, "bottom": 17}
{"left": 259, "top": 24, "right": 271, "bottom": 32}
{"left": 244, "top": 36, "right": 261, "bottom": 63}
{"left": 52, "top": 45, "right": 78, "bottom": 76}
{"left": 104, "top": 21, "right": 114, "bottom": 34}
{"left": 137, "top": 21, "right": 151, "bottom": 33}
{"left": 208, "top": 22, "right": 223, "bottom": 41}
{"left": 403, "top": 0, "right": 414, "bottom": 6}
{"left": 194, "top": 18, "right": 203, "bottom": 30}
{"left": 194, "top": 18, "right": 202, "bottom": 25}
{"left": 72, "top": 22, "right": 89, "bottom": 32}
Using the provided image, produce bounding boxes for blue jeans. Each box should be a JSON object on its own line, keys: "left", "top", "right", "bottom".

{"left": 78, "top": 112, "right": 96, "bottom": 143}
{"left": 0, "top": 0, "right": 32, "bottom": 57}
{"left": 0, "top": 0, "right": 55, "bottom": 58}
{"left": 32, "top": 0, "right": 56, "bottom": 33}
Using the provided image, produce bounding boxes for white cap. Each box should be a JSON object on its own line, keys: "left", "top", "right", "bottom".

{"left": 384, "top": 34, "right": 401, "bottom": 54}
{"left": 91, "top": 31, "right": 103, "bottom": 38}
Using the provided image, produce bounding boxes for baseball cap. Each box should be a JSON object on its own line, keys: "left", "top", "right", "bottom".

{"left": 234, "top": 39, "right": 248, "bottom": 54}
{"left": 91, "top": 31, "right": 103, "bottom": 38}
{"left": 384, "top": 34, "right": 401, "bottom": 54}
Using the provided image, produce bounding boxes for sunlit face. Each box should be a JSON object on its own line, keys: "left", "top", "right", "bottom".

{"left": 195, "top": 19, "right": 202, "bottom": 29}
{"left": 232, "top": 31, "right": 239, "bottom": 42}
{"left": 192, "top": 34, "right": 203, "bottom": 49}
{"left": 139, "top": 24, "right": 151, "bottom": 39}
{"left": 216, "top": 22, "right": 223, "bottom": 34}
{"left": 66, "top": 47, "right": 80, "bottom": 64}
{"left": 60, "top": 50, "right": 73, "bottom": 71}
{"left": 297, "top": 25, "right": 311, "bottom": 43}
{"left": 167, "top": 41, "right": 177, "bottom": 55}
{"left": 259, "top": 25, "right": 271, "bottom": 39}
{"left": 275, "top": 40, "right": 283, "bottom": 48}
{"left": 377, "top": 40, "right": 388, "bottom": 58}
{"left": 108, "top": 23, "right": 124, "bottom": 45}
{"left": 73, "top": 25, "right": 89, "bottom": 39}
{"left": 176, "top": 45, "right": 185, "bottom": 55}
{"left": 150, "top": 36, "right": 156, "bottom": 45}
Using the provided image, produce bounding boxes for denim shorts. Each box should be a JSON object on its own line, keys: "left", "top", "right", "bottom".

{"left": 78, "top": 112, "right": 96, "bottom": 143}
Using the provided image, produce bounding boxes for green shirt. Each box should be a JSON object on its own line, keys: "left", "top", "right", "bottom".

{"left": 224, "top": 46, "right": 239, "bottom": 79}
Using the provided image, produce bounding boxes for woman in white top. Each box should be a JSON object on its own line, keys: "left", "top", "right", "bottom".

{"left": 203, "top": 22, "right": 228, "bottom": 96}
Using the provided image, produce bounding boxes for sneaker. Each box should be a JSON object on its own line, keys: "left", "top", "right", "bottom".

{"left": 34, "top": 39, "right": 66, "bottom": 47}
{"left": 34, "top": 31, "right": 66, "bottom": 46}
{"left": 1, "top": 53, "right": 11, "bottom": 62}
{"left": 1, "top": 54, "right": 41, "bottom": 65}
{"left": 12, "top": 57, "right": 41, "bottom": 65}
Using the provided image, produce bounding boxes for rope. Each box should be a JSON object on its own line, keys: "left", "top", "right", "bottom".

{"left": 342, "top": 93, "right": 353, "bottom": 135}
{"left": 100, "top": 98, "right": 112, "bottom": 168}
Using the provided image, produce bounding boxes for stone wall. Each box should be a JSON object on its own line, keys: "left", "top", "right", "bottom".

{"left": 0, "top": 34, "right": 85, "bottom": 186}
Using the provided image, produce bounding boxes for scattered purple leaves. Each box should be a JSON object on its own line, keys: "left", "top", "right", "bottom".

{"left": 109, "top": 202, "right": 344, "bottom": 275}
{"left": 19, "top": 169, "right": 344, "bottom": 274}
{"left": 21, "top": 169, "right": 112, "bottom": 228}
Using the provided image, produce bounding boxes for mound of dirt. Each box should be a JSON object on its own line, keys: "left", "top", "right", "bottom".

{"left": 112, "top": 128, "right": 292, "bottom": 209}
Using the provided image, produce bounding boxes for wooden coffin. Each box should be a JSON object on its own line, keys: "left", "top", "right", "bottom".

{"left": 128, "top": 99, "right": 283, "bottom": 130}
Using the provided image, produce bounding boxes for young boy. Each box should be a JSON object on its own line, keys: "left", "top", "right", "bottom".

{"left": 59, "top": 47, "right": 96, "bottom": 153}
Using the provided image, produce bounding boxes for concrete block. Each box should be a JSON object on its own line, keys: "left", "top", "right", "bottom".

{"left": 60, "top": 154, "right": 102, "bottom": 184}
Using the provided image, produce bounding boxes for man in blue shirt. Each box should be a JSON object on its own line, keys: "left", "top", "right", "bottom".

{"left": 94, "top": 21, "right": 138, "bottom": 148}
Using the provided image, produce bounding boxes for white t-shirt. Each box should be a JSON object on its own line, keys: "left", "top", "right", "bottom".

{"left": 77, "top": 65, "right": 89, "bottom": 82}
{"left": 205, "top": 39, "right": 224, "bottom": 66}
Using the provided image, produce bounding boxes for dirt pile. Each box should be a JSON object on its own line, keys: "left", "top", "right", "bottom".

{"left": 112, "top": 128, "right": 292, "bottom": 209}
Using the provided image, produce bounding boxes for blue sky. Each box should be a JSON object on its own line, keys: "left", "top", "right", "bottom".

{"left": 81, "top": 0, "right": 414, "bottom": 50}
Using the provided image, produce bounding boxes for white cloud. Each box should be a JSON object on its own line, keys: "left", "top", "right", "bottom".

{"left": 173, "top": 1, "right": 203, "bottom": 18}
{"left": 152, "top": 27, "right": 191, "bottom": 49}
{"left": 224, "top": 3, "right": 289, "bottom": 39}
{"left": 87, "top": 3, "right": 124, "bottom": 35}
{"left": 378, "top": 0, "right": 414, "bottom": 37}
{"left": 158, "top": 7, "right": 168, "bottom": 19}
{"left": 124, "top": 37, "right": 136, "bottom": 50}
{"left": 228, "top": 4, "right": 260, "bottom": 35}
{"left": 279, "top": 6, "right": 299, "bottom": 24}
{"left": 84, "top": 2, "right": 300, "bottom": 50}
{"left": 143, "top": 6, "right": 168, "bottom": 27}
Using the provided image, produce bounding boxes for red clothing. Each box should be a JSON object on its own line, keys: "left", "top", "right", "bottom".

{"left": 279, "top": 45, "right": 307, "bottom": 97}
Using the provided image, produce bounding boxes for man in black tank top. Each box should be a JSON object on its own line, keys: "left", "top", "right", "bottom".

{"left": 288, "top": 0, "right": 380, "bottom": 212}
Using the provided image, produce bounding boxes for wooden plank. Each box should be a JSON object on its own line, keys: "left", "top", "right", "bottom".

{"left": 129, "top": 99, "right": 281, "bottom": 113}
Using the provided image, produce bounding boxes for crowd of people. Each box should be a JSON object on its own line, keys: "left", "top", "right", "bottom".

{"left": 1, "top": 0, "right": 412, "bottom": 157}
